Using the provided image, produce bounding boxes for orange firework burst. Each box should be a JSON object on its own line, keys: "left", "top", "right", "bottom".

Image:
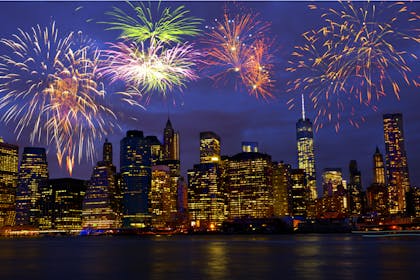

{"left": 287, "top": 1, "right": 419, "bottom": 131}
{"left": 201, "top": 9, "right": 276, "bottom": 99}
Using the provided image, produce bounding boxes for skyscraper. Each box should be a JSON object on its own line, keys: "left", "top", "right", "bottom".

{"left": 146, "top": 135, "right": 163, "bottom": 165}
{"left": 120, "top": 130, "right": 152, "bottom": 228}
{"left": 163, "top": 118, "right": 179, "bottom": 161}
{"left": 225, "top": 152, "right": 273, "bottom": 219}
{"left": 373, "top": 147, "right": 386, "bottom": 185}
{"left": 15, "top": 147, "right": 49, "bottom": 226}
{"left": 290, "top": 169, "right": 307, "bottom": 217}
{"left": 272, "top": 162, "right": 292, "bottom": 217}
{"left": 348, "top": 160, "right": 363, "bottom": 216}
{"left": 296, "top": 95, "right": 317, "bottom": 200}
{"left": 149, "top": 165, "right": 173, "bottom": 227}
{"left": 383, "top": 113, "right": 410, "bottom": 214}
{"left": 188, "top": 162, "right": 225, "bottom": 229}
{"left": 200, "top": 131, "right": 221, "bottom": 163}
{"left": 82, "top": 140, "right": 121, "bottom": 229}
{"left": 242, "top": 142, "right": 259, "bottom": 153}
{"left": 0, "top": 137, "right": 19, "bottom": 227}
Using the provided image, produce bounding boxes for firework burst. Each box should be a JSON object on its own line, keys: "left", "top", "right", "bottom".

{"left": 201, "top": 10, "right": 276, "bottom": 99}
{"left": 0, "top": 23, "right": 117, "bottom": 175}
{"left": 103, "top": 1, "right": 202, "bottom": 44}
{"left": 99, "top": 40, "right": 200, "bottom": 105}
{"left": 287, "top": 1, "right": 419, "bottom": 131}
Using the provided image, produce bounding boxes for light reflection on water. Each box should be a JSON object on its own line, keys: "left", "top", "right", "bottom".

{"left": 0, "top": 235, "right": 419, "bottom": 280}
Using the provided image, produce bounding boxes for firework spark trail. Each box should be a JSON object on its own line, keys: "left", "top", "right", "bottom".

{"left": 0, "top": 23, "right": 117, "bottom": 175}
{"left": 99, "top": 40, "right": 200, "bottom": 106}
{"left": 201, "top": 10, "right": 276, "bottom": 99}
{"left": 287, "top": 1, "right": 419, "bottom": 131}
{"left": 103, "top": 1, "right": 202, "bottom": 45}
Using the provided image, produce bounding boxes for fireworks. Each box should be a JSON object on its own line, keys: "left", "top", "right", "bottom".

{"left": 287, "top": 1, "right": 419, "bottom": 131}
{"left": 99, "top": 40, "right": 200, "bottom": 105}
{"left": 104, "top": 1, "right": 202, "bottom": 44}
{"left": 201, "top": 11, "right": 275, "bottom": 99}
{"left": 0, "top": 23, "right": 116, "bottom": 174}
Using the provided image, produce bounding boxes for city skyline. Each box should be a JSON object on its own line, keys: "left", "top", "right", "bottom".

{"left": 0, "top": 1, "right": 418, "bottom": 190}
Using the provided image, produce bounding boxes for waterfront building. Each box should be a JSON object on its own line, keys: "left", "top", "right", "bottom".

{"left": 15, "top": 147, "right": 49, "bottom": 227}
{"left": 82, "top": 140, "right": 121, "bottom": 229}
{"left": 296, "top": 94, "right": 317, "bottom": 201}
{"left": 40, "top": 178, "right": 86, "bottom": 230}
{"left": 149, "top": 165, "right": 173, "bottom": 227}
{"left": 383, "top": 113, "right": 410, "bottom": 214}
{"left": 272, "top": 162, "right": 291, "bottom": 216}
{"left": 200, "top": 131, "right": 221, "bottom": 163}
{"left": 120, "top": 130, "right": 152, "bottom": 228}
{"left": 0, "top": 137, "right": 18, "bottom": 227}
{"left": 406, "top": 186, "right": 420, "bottom": 218}
{"left": 188, "top": 162, "right": 225, "bottom": 229}
{"left": 225, "top": 152, "right": 273, "bottom": 219}
{"left": 290, "top": 169, "right": 307, "bottom": 217}
{"left": 366, "top": 183, "right": 389, "bottom": 216}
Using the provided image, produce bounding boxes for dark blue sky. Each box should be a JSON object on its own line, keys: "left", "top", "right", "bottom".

{"left": 0, "top": 1, "right": 419, "bottom": 191}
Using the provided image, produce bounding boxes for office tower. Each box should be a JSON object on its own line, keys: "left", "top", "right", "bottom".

{"left": 406, "top": 187, "right": 420, "bottom": 218}
{"left": 146, "top": 136, "right": 163, "bottom": 166}
{"left": 225, "top": 152, "right": 273, "bottom": 219}
{"left": 82, "top": 140, "right": 121, "bottom": 229}
{"left": 188, "top": 163, "right": 224, "bottom": 229}
{"left": 348, "top": 160, "right": 363, "bottom": 216}
{"left": 120, "top": 130, "right": 151, "bottom": 227}
{"left": 290, "top": 169, "right": 307, "bottom": 217}
{"left": 200, "top": 131, "right": 221, "bottom": 163}
{"left": 242, "top": 142, "right": 259, "bottom": 153}
{"left": 0, "top": 138, "right": 19, "bottom": 227}
{"left": 39, "top": 178, "right": 86, "bottom": 230}
{"left": 296, "top": 94, "right": 317, "bottom": 201}
{"left": 272, "top": 162, "right": 291, "bottom": 216}
{"left": 149, "top": 165, "right": 173, "bottom": 226}
{"left": 373, "top": 147, "right": 386, "bottom": 185}
{"left": 163, "top": 118, "right": 179, "bottom": 161}
{"left": 320, "top": 168, "right": 348, "bottom": 216}
{"left": 15, "top": 147, "right": 49, "bottom": 227}
{"left": 383, "top": 113, "right": 410, "bottom": 214}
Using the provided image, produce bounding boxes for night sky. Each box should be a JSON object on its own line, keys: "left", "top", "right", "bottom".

{"left": 0, "top": 1, "right": 419, "bottom": 191}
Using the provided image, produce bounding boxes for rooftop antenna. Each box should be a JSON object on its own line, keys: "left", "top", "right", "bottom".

{"left": 301, "top": 94, "right": 306, "bottom": 120}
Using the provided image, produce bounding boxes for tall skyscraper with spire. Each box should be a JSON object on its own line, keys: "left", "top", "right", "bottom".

{"left": 296, "top": 94, "right": 317, "bottom": 200}
{"left": 163, "top": 118, "right": 180, "bottom": 161}
{"left": 383, "top": 113, "right": 410, "bottom": 214}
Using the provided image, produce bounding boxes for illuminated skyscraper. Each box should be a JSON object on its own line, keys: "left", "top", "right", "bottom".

{"left": 225, "top": 152, "right": 273, "bottom": 219}
{"left": 120, "top": 130, "right": 151, "bottom": 228}
{"left": 163, "top": 118, "right": 179, "bottom": 161}
{"left": 188, "top": 163, "right": 225, "bottom": 229}
{"left": 322, "top": 168, "right": 344, "bottom": 196}
{"left": 383, "top": 113, "right": 410, "bottom": 214}
{"left": 290, "top": 169, "right": 307, "bottom": 217}
{"left": 16, "top": 147, "right": 49, "bottom": 227}
{"left": 321, "top": 168, "right": 348, "bottom": 216}
{"left": 272, "top": 162, "right": 291, "bottom": 216}
{"left": 296, "top": 95, "right": 317, "bottom": 200}
{"left": 0, "top": 137, "right": 18, "bottom": 227}
{"left": 373, "top": 147, "right": 386, "bottom": 185}
{"left": 200, "top": 132, "right": 221, "bottom": 163}
{"left": 149, "top": 165, "right": 174, "bottom": 226}
{"left": 348, "top": 160, "right": 363, "bottom": 216}
{"left": 82, "top": 140, "right": 121, "bottom": 229}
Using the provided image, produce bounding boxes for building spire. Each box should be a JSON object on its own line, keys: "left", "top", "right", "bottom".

{"left": 301, "top": 94, "right": 306, "bottom": 120}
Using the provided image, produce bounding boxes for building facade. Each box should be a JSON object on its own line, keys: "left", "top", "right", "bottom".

{"left": 120, "top": 131, "right": 152, "bottom": 228}
{"left": 15, "top": 147, "right": 49, "bottom": 227}
{"left": 0, "top": 138, "right": 19, "bottom": 227}
{"left": 383, "top": 113, "right": 410, "bottom": 214}
{"left": 200, "top": 132, "right": 221, "bottom": 163}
